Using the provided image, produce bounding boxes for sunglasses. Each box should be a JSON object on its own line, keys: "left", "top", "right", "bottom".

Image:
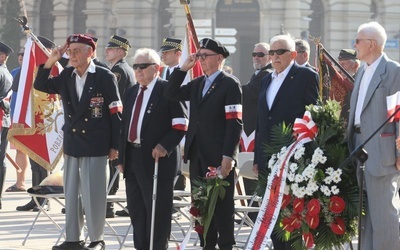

{"left": 132, "top": 63, "right": 156, "bottom": 70}
{"left": 252, "top": 52, "right": 266, "bottom": 57}
{"left": 195, "top": 53, "right": 218, "bottom": 60}
{"left": 268, "top": 49, "right": 290, "bottom": 56}
{"left": 355, "top": 38, "right": 374, "bottom": 44}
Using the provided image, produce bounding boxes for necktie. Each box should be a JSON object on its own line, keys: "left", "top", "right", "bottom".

{"left": 129, "top": 86, "right": 147, "bottom": 142}
{"left": 166, "top": 68, "right": 171, "bottom": 80}
{"left": 202, "top": 77, "right": 211, "bottom": 97}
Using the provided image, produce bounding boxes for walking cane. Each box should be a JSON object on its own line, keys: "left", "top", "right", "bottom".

{"left": 149, "top": 158, "right": 159, "bottom": 250}
{"left": 355, "top": 148, "right": 368, "bottom": 250}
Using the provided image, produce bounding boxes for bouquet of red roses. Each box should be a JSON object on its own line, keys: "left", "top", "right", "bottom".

{"left": 190, "top": 167, "right": 230, "bottom": 242}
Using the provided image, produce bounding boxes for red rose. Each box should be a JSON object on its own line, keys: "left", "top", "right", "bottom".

{"left": 303, "top": 232, "right": 314, "bottom": 248}
{"left": 307, "top": 199, "right": 321, "bottom": 216}
{"left": 330, "top": 217, "right": 346, "bottom": 235}
{"left": 194, "top": 224, "right": 204, "bottom": 234}
{"left": 293, "top": 198, "right": 304, "bottom": 213}
{"left": 305, "top": 214, "right": 319, "bottom": 229}
{"left": 281, "top": 194, "right": 291, "bottom": 209}
{"left": 189, "top": 206, "right": 201, "bottom": 217}
{"left": 329, "top": 196, "right": 345, "bottom": 214}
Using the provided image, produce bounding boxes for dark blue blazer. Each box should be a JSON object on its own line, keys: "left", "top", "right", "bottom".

{"left": 254, "top": 63, "right": 319, "bottom": 170}
{"left": 34, "top": 65, "right": 122, "bottom": 157}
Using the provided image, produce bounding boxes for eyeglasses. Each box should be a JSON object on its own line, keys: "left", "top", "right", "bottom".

{"left": 268, "top": 49, "right": 291, "bottom": 56}
{"left": 355, "top": 38, "right": 374, "bottom": 44}
{"left": 252, "top": 52, "right": 266, "bottom": 57}
{"left": 18, "top": 53, "right": 24, "bottom": 56}
{"left": 132, "top": 63, "right": 156, "bottom": 70}
{"left": 296, "top": 51, "right": 306, "bottom": 54}
{"left": 195, "top": 53, "right": 218, "bottom": 60}
{"left": 66, "top": 48, "right": 85, "bottom": 56}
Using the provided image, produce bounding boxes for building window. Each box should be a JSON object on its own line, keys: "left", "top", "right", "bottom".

{"left": 39, "top": 0, "right": 54, "bottom": 40}
{"left": 73, "top": 0, "right": 87, "bottom": 34}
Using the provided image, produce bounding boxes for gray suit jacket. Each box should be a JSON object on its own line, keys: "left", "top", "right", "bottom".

{"left": 348, "top": 54, "right": 400, "bottom": 177}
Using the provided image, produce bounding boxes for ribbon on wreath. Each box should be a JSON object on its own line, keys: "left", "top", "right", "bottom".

{"left": 245, "top": 111, "right": 318, "bottom": 250}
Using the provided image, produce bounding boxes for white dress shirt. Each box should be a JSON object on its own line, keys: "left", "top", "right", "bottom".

{"left": 266, "top": 61, "right": 294, "bottom": 108}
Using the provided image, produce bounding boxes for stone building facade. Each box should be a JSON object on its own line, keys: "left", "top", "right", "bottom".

{"left": 1, "top": 0, "right": 399, "bottom": 81}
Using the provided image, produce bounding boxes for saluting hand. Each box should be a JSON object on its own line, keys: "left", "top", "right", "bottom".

{"left": 180, "top": 53, "right": 197, "bottom": 72}
{"left": 44, "top": 42, "right": 68, "bottom": 69}
{"left": 152, "top": 144, "right": 167, "bottom": 159}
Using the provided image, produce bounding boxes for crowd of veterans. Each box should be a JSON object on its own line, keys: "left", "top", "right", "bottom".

{"left": 0, "top": 20, "right": 399, "bottom": 250}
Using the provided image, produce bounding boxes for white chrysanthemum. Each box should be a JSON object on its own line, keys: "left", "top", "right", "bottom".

{"left": 295, "top": 174, "right": 304, "bottom": 183}
{"left": 284, "top": 185, "right": 290, "bottom": 195}
{"left": 293, "top": 185, "right": 306, "bottom": 198}
{"left": 307, "top": 180, "right": 319, "bottom": 193}
{"left": 332, "top": 174, "right": 342, "bottom": 183}
{"left": 288, "top": 172, "right": 295, "bottom": 182}
{"left": 324, "top": 176, "right": 333, "bottom": 185}
{"left": 294, "top": 145, "right": 306, "bottom": 160}
{"left": 280, "top": 146, "right": 288, "bottom": 154}
{"left": 326, "top": 167, "right": 334, "bottom": 175}
{"left": 320, "top": 155, "right": 327, "bottom": 164}
{"left": 268, "top": 155, "right": 277, "bottom": 169}
{"left": 289, "top": 163, "right": 298, "bottom": 172}
{"left": 311, "top": 147, "right": 325, "bottom": 165}
{"left": 331, "top": 185, "right": 339, "bottom": 195}
{"left": 303, "top": 165, "right": 316, "bottom": 179}
{"left": 320, "top": 185, "right": 331, "bottom": 196}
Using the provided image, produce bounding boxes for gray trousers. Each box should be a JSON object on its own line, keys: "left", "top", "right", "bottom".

{"left": 63, "top": 155, "right": 109, "bottom": 242}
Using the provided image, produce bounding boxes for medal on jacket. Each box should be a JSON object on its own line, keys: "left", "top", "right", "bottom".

{"left": 90, "top": 96, "right": 104, "bottom": 118}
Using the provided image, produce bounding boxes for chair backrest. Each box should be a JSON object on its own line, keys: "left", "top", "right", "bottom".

{"left": 237, "top": 152, "right": 257, "bottom": 180}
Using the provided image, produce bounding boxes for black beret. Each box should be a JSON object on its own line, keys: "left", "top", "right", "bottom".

{"left": 160, "top": 37, "right": 182, "bottom": 52}
{"left": 37, "top": 36, "right": 55, "bottom": 49}
{"left": 0, "top": 42, "right": 13, "bottom": 56}
{"left": 338, "top": 49, "right": 357, "bottom": 60}
{"left": 67, "top": 34, "right": 96, "bottom": 51}
{"left": 106, "top": 35, "right": 131, "bottom": 51}
{"left": 199, "top": 38, "right": 229, "bottom": 58}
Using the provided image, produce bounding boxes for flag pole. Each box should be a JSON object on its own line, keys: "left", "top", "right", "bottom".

{"left": 179, "top": 0, "right": 200, "bottom": 50}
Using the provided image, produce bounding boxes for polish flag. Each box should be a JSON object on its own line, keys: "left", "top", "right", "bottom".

{"left": 386, "top": 91, "right": 400, "bottom": 122}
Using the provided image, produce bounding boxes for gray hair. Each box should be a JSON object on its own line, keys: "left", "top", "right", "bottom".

{"left": 133, "top": 48, "right": 161, "bottom": 65}
{"left": 357, "top": 21, "right": 387, "bottom": 48}
{"left": 295, "top": 39, "right": 310, "bottom": 53}
{"left": 254, "top": 42, "right": 270, "bottom": 52}
{"left": 270, "top": 35, "right": 295, "bottom": 51}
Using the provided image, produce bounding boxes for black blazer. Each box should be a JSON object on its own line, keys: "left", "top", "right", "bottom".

{"left": 242, "top": 64, "right": 273, "bottom": 136}
{"left": 110, "top": 59, "right": 135, "bottom": 98}
{"left": 118, "top": 78, "right": 187, "bottom": 179}
{"left": 254, "top": 63, "right": 319, "bottom": 170}
{"left": 165, "top": 70, "right": 242, "bottom": 167}
{"left": 34, "top": 65, "right": 122, "bottom": 157}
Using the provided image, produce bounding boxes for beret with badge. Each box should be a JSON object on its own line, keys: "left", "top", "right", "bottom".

{"left": 0, "top": 42, "right": 13, "bottom": 56}
{"left": 66, "top": 34, "right": 96, "bottom": 51}
{"left": 199, "top": 38, "right": 230, "bottom": 58}
{"left": 160, "top": 37, "right": 182, "bottom": 52}
{"left": 338, "top": 49, "right": 357, "bottom": 60}
{"left": 106, "top": 35, "right": 131, "bottom": 51}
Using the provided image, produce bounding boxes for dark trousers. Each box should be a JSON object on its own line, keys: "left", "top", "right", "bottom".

{"left": 124, "top": 145, "right": 174, "bottom": 250}
{"left": 188, "top": 142, "right": 235, "bottom": 250}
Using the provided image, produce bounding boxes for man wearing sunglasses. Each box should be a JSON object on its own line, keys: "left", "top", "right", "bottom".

{"left": 294, "top": 39, "right": 317, "bottom": 71}
{"left": 253, "top": 34, "right": 319, "bottom": 250}
{"left": 34, "top": 34, "right": 122, "bottom": 250}
{"left": 348, "top": 21, "right": 400, "bottom": 250}
{"left": 240, "top": 42, "right": 273, "bottom": 221}
{"left": 116, "top": 48, "right": 187, "bottom": 250}
{"left": 165, "top": 38, "right": 242, "bottom": 250}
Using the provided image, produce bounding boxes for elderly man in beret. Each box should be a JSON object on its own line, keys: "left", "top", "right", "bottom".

{"left": 34, "top": 34, "right": 122, "bottom": 250}
{"left": 338, "top": 48, "right": 360, "bottom": 77}
{"left": 0, "top": 41, "right": 13, "bottom": 210}
{"left": 165, "top": 38, "right": 242, "bottom": 250}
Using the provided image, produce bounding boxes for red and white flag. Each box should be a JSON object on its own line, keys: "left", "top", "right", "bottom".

{"left": 386, "top": 91, "right": 400, "bottom": 122}
{"left": 8, "top": 37, "right": 64, "bottom": 171}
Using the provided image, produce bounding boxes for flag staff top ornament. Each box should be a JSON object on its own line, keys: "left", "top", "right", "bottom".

{"left": 9, "top": 16, "right": 64, "bottom": 171}
{"left": 179, "top": 0, "right": 199, "bottom": 50}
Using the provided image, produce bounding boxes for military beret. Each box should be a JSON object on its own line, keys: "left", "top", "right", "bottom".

{"left": 160, "top": 37, "right": 182, "bottom": 52}
{"left": 199, "top": 38, "right": 229, "bottom": 58}
{"left": 66, "top": 34, "right": 96, "bottom": 51}
{"left": 37, "top": 36, "right": 55, "bottom": 49}
{"left": 338, "top": 49, "right": 357, "bottom": 60}
{"left": 106, "top": 35, "right": 131, "bottom": 51}
{"left": 0, "top": 42, "right": 13, "bottom": 56}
